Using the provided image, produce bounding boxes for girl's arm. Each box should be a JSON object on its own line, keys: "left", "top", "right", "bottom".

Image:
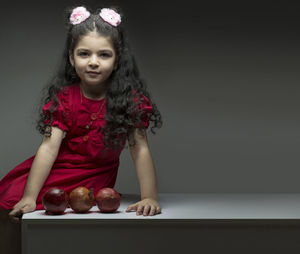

{"left": 126, "top": 128, "right": 161, "bottom": 216}
{"left": 9, "top": 126, "right": 64, "bottom": 223}
{"left": 22, "top": 126, "right": 64, "bottom": 200}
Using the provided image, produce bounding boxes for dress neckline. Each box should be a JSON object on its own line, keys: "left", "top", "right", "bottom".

{"left": 77, "top": 84, "right": 106, "bottom": 102}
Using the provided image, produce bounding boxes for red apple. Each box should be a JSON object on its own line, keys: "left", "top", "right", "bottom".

{"left": 95, "top": 188, "right": 121, "bottom": 213}
{"left": 42, "top": 187, "right": 68, "bottom": 215}
{"left": 69, "top": 186, "right": 94, "bottom": 213}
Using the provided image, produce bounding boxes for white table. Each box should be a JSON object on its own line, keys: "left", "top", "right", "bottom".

{"left": 22, "top": 193, "right": 300, "bottom": 254}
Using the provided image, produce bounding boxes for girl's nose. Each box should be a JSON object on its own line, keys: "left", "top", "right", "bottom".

{"left": 88, "top": 55, "right": 99, "bottom": 66}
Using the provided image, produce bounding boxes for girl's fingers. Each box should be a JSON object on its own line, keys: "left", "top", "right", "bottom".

{"left": 126, "top": 202, "right": 162, "bottom": 216}
{"left": 149, "top": 205, "right": 156, "bottom": 216}
{"left": 126, "top": 203, "right": 138, "bottom": 212}
{"left": 8, "top": 208, "right": 23, "bottom": 223}
{"left": 136, "top": 205, "right": 143, "bottom": 215}
{"left": 143, "top": 205, "right": 151, "bottom": 216}
{"left": 8, "top": 208, "right": 19, "bottom": 217}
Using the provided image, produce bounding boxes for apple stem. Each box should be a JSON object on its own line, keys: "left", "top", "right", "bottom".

{"left": 89, "top": 188, "right": 94, "bottom": 200}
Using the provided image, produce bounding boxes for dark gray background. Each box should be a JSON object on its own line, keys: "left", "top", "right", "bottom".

{"left": 0, "top": 0, "right": 299, "bottom": 193}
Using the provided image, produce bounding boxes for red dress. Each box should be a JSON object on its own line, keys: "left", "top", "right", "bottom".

{"left": 0, "top": 83, "right": 153, "bottom": 210}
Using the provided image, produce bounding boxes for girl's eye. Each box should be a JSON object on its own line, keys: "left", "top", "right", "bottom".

{"left": 78, "top": 52, "right": 111, "bottom": 58}
{"left": 78, "top": 52, "right": 88, "bottom": 56}
{"left": 100, "top": 53, "right": 110, "bottom": 58}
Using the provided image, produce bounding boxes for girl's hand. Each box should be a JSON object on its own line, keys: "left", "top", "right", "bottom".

{"left": 126, "top": 198, "right": 162, "bottom": 216}
{"left": 8, "top": 197, "right": 36, "bottom": 223}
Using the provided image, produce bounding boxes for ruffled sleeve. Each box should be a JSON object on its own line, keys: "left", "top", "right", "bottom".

{"left": 134, "top": 93, "right": 154, "bottom": 129}
{"left": 42, "top": 87, "right": 71, "bottom": 132}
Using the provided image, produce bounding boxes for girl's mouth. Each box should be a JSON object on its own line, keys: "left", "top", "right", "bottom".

{"left": 86, "top": 71, "right": 101, "bottom": 76}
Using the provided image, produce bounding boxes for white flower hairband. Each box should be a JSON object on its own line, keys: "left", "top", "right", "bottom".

{"left": 69, "top": 6, "right": 121, "bottom": 27}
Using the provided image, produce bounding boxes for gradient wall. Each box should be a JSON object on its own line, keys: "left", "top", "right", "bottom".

{"left": 0, "top": 0, "right": 299, "bottom": 193}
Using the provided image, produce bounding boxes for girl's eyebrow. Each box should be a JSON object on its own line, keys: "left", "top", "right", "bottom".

{"left": 76, "top": 48, "right": 113, "bottom": 52}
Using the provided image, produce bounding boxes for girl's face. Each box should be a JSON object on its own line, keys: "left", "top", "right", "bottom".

{"left": 69, "top": 31, "right": 116, "bottom": 88}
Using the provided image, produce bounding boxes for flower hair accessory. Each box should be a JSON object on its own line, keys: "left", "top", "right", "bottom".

{"left": 70, "top": 6, "right": 91, "bottom": 25}
{"left": 99, "top": 8, "right": 121, "bottom": 27}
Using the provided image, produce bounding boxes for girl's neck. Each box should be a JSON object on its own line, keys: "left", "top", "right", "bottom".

{"left": 79, "top": 82, "right": 107, "bottom": 100}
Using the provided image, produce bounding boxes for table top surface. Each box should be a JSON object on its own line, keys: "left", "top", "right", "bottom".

{"left": 22, "top": 193, "right": 300, "bottom": 220}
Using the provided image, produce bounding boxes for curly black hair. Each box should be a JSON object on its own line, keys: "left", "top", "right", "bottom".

{"left": 36, "top": 5, "right": 162, "bottom": 151}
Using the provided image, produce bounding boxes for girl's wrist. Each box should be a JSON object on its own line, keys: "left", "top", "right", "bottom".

{"left": 22, "top": 195, "right": 36, "bottom": 202}
{"left": 141, "top": 195, "right": 158, "bottom": 201}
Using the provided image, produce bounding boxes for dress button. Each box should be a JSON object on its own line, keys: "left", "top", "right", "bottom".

{"left": 83, "top": 135, "right": 89, "bottom": 142}
{"left": 91, "top": 113, "right": 98, "bottom": 121}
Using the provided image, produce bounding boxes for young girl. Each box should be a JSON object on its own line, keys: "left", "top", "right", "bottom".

{"left": 0, "top": 5, "right": 162, "bottom": 230}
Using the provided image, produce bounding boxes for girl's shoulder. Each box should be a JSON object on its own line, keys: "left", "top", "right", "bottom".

{"left": 132, "top": 89, "right": 150, "bottom": 102}
{"left": 46, "top": 84, "right": 79, "bottom": 113}
{"left": 43, "top": 84, "right": 78, "bottom": 132}
{"left": 55, "top": 84, "right": 79, "bottom": 105}
{"left": 132, "top": 89, "right": 153, "bottom": 113}
{"left": 58, "top": 84, "right": 78, "bottom": 97}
